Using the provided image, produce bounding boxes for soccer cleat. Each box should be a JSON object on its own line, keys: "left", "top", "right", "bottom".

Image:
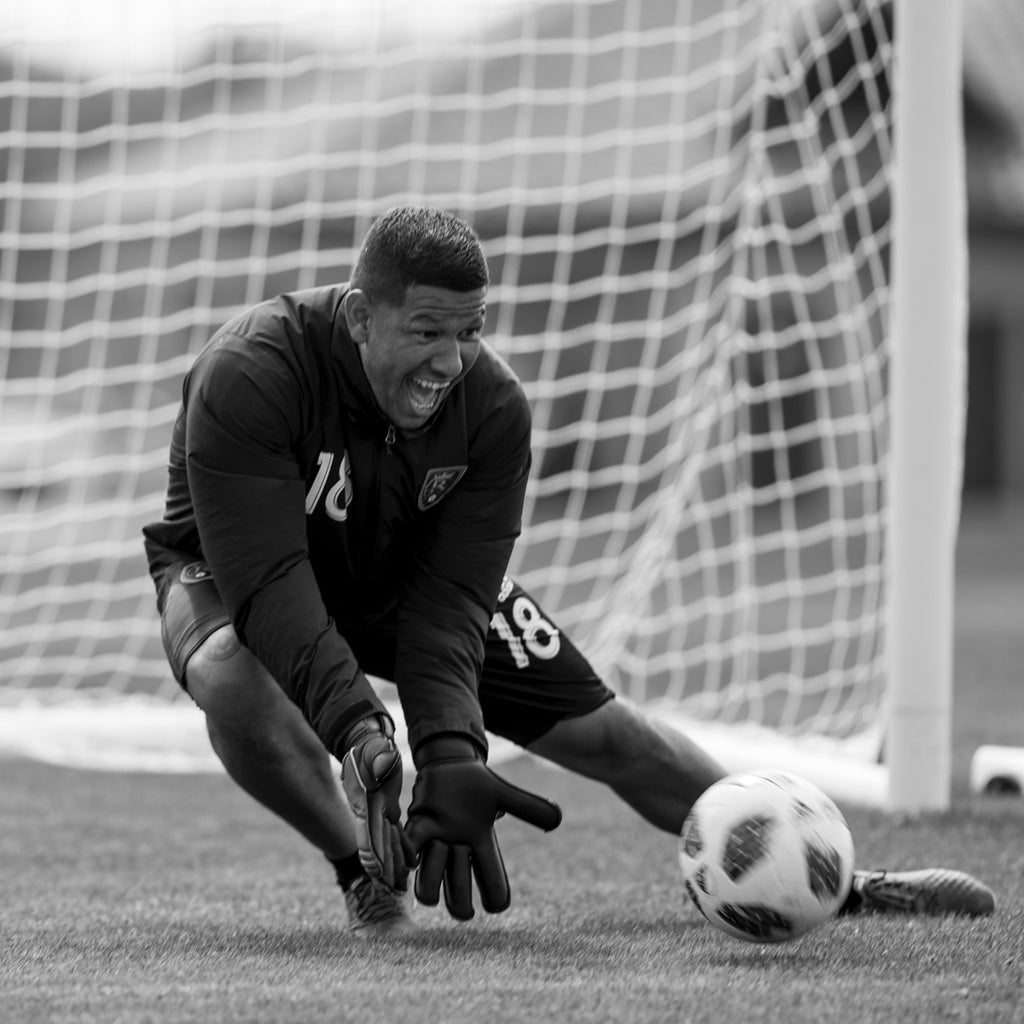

{"left": 849, "top": 868, "right": 995, "bottom": 917}
{"left": 343, "top": 874, "right": 417, "bottom": 938}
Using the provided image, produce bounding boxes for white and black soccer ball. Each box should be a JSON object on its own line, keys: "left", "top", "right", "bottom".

{"left": 678, "top": 770, "right": 855, "bottom": 943}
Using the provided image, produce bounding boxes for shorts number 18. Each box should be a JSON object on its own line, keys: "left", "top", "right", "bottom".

{"left": 491, "top": 595, "right": 561, "bottom": 668}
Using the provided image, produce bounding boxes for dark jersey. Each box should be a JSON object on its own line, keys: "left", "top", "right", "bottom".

{"left": 142, "top": 284, "right": 532, "bottom": 757}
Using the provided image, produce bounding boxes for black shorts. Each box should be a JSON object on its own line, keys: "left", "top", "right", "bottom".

{"left": 156, "top": 560, "right": 614, "bottom": 748}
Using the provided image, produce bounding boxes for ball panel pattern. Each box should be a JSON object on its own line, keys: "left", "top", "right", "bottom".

{"left": 804, "top": 840, "right": 844, "bottom": 901}
{"left": 716, "top": 902, "right": 795, "bottom": 942}
{"left": 721, "top": 814, "right": 775, "bottom": 882}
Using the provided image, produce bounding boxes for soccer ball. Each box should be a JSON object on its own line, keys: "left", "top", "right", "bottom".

{"left": 678, "top": 770, "right": 855, "bottom": 943}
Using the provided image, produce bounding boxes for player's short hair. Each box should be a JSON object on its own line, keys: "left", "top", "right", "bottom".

{"left": 350, "top": 206, "right": 489, "bottom": 307}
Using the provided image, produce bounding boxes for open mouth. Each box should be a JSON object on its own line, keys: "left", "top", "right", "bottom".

{"left": 407, "top": 376, "right": 449, "bottom": 414}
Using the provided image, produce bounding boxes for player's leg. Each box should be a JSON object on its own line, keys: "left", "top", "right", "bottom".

{"left": 528, "top": 695, "right": 724, "bottom": 833}
{"left": 157, "top": 560, "right": 410, "bottom": 933}
{"left": 159, "top": 561, "right": 355, "bottom": 857}
{"left": 481, "top": 577, "right": 995, "bottom": 917}
{"left": 186, "top": 625, "right": 358, "bottom": 861}
{"left": 479, "top": 576, "right": 724, "bottom": 833}
{"left": 531, "top": 700, "right": 995, "bottom": 915}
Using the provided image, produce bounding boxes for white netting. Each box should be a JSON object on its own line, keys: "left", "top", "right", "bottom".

{"left": 1, "top": 0, "right": 902, "bottom": 774}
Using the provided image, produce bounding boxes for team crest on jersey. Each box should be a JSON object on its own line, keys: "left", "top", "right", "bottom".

{"left": 180, "top": 561, "right": 213, "bottom": 584}
{"left": 418, "top": 466, "right": 467, "bottom": 510}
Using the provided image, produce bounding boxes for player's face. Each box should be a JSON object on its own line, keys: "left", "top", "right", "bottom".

{"left": 351, "top": 284, "right": 487, "bottom": 430}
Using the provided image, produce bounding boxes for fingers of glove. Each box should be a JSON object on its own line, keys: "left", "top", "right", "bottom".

{"left": 490, "top": 771, "right": 563, "bottom": 832}
{"left": 399, "top": 825, "right": 418, "bottom": 870}
{"left": 355, "top": 828, "right": 385, "bottom": 885}
{"left": 388, "top": 822, "right": 411, "bottom": 893}
{"left": 376, "top": 760, "right": 404, "bottom": 826}
{"left": 404, "top": 812, "right": 442, "bottom": 854}
{"left": 352, "top": 788, "right": 404, "bottom": 886}
{"left": 470, "top": 832, "right": 511, "bottom": 914}
{"left": 354, "top": 820, "right": 399, "bottom": 889}
{"left": 442, "top": 845, "right": 475, "bottom": 921}
{"left": 414, "top": 839, "right": 448, "bottom": 907}
{"left": 365, "top": 798, "right": 394, "bottom": 880}
{"left": 367, "top": 744, "right": 404, "bottom": 823}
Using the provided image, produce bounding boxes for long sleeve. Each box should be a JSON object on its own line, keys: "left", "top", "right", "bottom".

{"left": 394, "top": 371, "right": 532, "bottom": 756}
{"left": 183, "top": 334, "right": 385, "bottom": 757}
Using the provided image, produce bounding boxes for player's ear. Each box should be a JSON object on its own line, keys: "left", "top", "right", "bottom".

{"left": 343, "top": 289, "right": 371, "bottom": 345}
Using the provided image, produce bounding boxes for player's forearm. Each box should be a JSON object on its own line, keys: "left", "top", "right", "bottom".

{"left": 395, "top": 614, "right": 489, "bottom": 753}
{"left": 394, "top": 520, "right": 520, "bottom": 754}
{"left": 185, "top": 446, "right": 387, "bottom": 754}
{"left": 240, "top": 574, "right": 387, "bottom": 759}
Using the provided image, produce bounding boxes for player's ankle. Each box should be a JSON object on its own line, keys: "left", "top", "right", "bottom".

{"left": 327, "top": 850, "right": 365, "bottom": 890}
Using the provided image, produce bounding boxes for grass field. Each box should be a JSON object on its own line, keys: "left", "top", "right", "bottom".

{"left": 2, "top": 499, "right": 1023, "bottom": 1024}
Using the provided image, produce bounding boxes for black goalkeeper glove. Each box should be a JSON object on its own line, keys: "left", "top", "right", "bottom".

{"left": 404, "top": 735, "right": 562, "bottom": 920}
{"left": 340, "top": 715, "right": 415, "bottom": 891}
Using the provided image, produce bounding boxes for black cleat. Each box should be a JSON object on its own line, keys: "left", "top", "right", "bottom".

{"left": 848, "top": 868, "right": 995, "bottom": 917}
{"left": 343, "top": 874, "right": 417, "bottom": 937}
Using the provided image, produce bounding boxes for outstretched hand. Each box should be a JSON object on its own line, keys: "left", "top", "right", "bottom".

{"left": 404, "top": 736, "right": 562, "bottom": 920}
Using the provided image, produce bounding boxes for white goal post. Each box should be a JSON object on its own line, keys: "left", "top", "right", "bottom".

{"left": 884, "top": 0, "right": 966, "bottom": 811}
{"left": 0, "top": 0, "right": 966, "bottom": 812}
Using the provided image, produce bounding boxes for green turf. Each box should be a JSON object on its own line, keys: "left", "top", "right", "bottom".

{"left": 2, "top": 499, "right": 1023, "bottom": 1023}
{"left": 2, "top": 753, "right": 1023, "bottom": 1024}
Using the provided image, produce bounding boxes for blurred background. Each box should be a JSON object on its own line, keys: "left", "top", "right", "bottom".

{"left": 0, "top": 0, "right": 1019, "bottom": 771}
{"left": 2, "top": 0, "right": 1022, "bottom": 490}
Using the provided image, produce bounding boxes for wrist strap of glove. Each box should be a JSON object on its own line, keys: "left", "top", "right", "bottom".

{"left": 341, "top": 712, "right": 394, "bottom": 754}
{"left": 413, "top": 733, "right": 485, "bottom": 769}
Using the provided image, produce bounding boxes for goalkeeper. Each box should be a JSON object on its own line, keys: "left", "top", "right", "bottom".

{"left": 143, "top": 206, "right": 993, "bottom": 935}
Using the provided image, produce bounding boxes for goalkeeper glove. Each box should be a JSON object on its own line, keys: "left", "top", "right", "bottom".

{"left": 404, "top": 734, "right": 562, "bottom": 920}
{"left": 340, "top": 714, "right": 415, "bottom": 891}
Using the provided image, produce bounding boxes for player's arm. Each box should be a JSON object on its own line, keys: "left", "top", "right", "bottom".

{"left": 183, "top": 338, "right": 384, "bottom": 746}
{"left": 396, "top": 375, "right": 561, "bottom": 918}
{"left": 394, "top": 372, "right": 532, "bottom": 753}
{"left": 184, "top": 336, "right": 412, "bottom": 886}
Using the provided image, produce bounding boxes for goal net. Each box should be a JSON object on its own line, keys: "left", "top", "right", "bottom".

{"left": 0, "top": 0, "right": 965, "bottom": 806}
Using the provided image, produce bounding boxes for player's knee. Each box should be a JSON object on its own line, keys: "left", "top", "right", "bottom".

{"left": 586, "top": 697, "right": 659, "bottom": 772}
{"left": 184, "top": 624, "right": 251, "bottom": 712}
{"left": 529, "top": 697, "right": 634, "bottom": 778}
{"left": 186, "top": 627, "right": 326, "bottom": 763}
{"left": 558, "top": 697, "right": 683, "bottom": 778}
